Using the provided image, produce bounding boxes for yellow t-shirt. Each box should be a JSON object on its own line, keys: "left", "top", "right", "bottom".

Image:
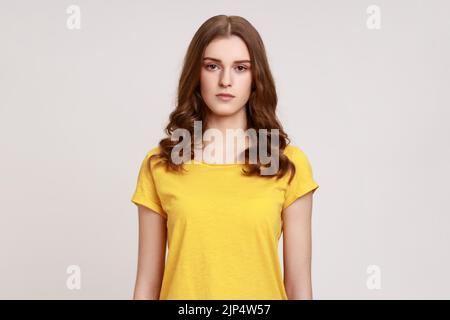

{"left": 131, "top": 144, "right": 319, "bottom": 300}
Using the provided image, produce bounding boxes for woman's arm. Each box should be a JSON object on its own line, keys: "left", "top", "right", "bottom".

{"left": 282, "top": 191, "right": 315, "bottom": 300}
{"left": 133, "top": 205, "right": 167, "bottom": 300}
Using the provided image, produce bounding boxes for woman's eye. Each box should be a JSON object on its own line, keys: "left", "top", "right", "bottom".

{"left": 206, "top": 64, "right": 218, "bottom": 71}
{"left": 205, "top": 64, "right": 248, "bottom": 72}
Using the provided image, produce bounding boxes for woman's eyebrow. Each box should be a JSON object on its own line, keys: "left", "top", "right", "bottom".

{"left": 203, "top": 57, "right": 251, "bottom": 64}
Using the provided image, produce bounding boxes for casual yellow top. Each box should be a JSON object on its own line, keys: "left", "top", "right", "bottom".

{"left": 131, "top": 144, "right": 319, "bottom": 300}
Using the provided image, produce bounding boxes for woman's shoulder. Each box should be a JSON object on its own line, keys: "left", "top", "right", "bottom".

{"left": 283, "top": 144, "right": 304, "bottom": 158}
{"left": 283, "top": 144, "right": 313, "bottom": 167}
{"left": 146, "top": 145, "right": 161, "bottom": 157}
{"left": 139, "top": 145, "right": 163, "bottom": 166}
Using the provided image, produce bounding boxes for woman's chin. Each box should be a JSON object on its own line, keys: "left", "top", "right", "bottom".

{"left": 208, "top": 106, "right": 243, "bottom": 117}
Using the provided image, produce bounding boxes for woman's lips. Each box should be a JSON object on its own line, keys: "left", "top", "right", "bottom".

{"left": 216, "top": 94, "right": 235, "bottom": 101}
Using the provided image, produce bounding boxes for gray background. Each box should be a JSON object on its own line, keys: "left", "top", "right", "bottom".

{"left": 1, "top": 0, "right": 449, "bottom": 299}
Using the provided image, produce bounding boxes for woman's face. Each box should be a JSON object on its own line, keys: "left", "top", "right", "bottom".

{"left": 200, "top": 35, "right": 253, "bottom": 117}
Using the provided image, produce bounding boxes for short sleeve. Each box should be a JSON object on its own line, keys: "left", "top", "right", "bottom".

{"left": 282, "top": 146, "right": 319, "bottom": 210}
{"left": 131, "top": 149, "right": 167, "bottom": 219}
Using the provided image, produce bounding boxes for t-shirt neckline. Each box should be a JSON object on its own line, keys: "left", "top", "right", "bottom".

{"left": 188, "top": 159, "right": 245, "bottom": 167}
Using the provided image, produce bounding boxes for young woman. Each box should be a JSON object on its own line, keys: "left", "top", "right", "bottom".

{"left": 131, "top": 15, "right": 319, "bottom": 300}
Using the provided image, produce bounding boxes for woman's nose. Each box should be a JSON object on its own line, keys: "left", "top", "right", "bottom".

{"left": 219, "top": 69, "right": 232, "bottom": 87}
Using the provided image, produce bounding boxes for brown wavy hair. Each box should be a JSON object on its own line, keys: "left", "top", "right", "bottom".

{"left": 149, "top": 15, "right": 297, "bottom": 184}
